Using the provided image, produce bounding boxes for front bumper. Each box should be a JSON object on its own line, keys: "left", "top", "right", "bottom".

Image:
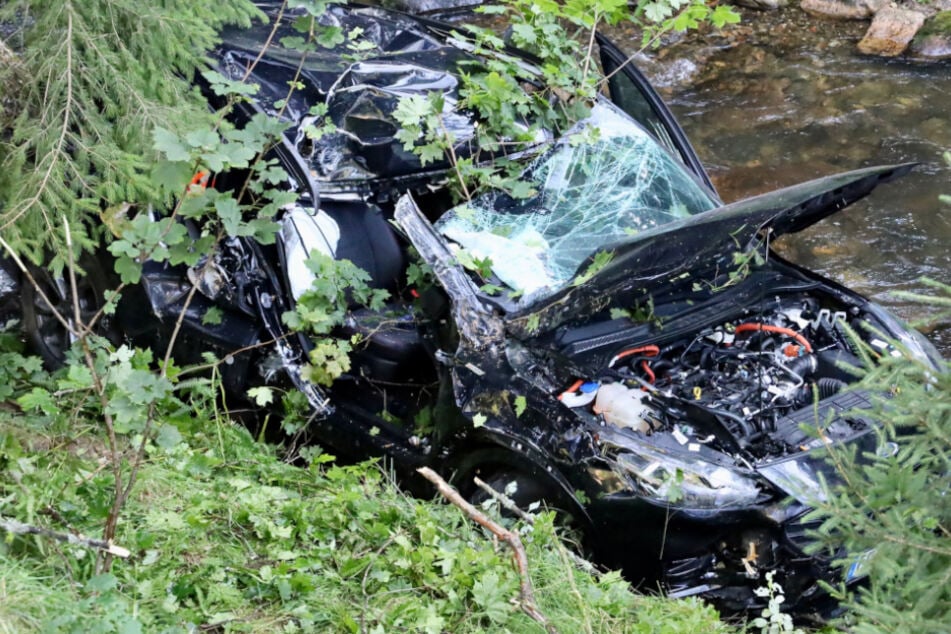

{"left": 584, "top": 493, "right": 852, "bottom": 615}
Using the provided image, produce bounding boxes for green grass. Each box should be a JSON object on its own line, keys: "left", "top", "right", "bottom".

{"left": 0, "top": 398, "right": 732, "bottom": 633}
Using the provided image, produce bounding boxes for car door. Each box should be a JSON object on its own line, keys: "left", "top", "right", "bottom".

{"left": 596, "top": 33, "right": 717, "bottom": 195}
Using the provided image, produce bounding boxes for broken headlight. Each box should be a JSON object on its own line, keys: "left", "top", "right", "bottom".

{"left": 756, "top": 455, "right": 829, "bottom": 506}
{"left": 616, "top": 445, "right": 762, "bottom": 509}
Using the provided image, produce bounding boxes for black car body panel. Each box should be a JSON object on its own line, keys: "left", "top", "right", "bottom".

{"left": 505, "top": 162, "right": 915, "bottom": 336}
{"left": 10, "top": 1, "right": 943, "bottom": 618}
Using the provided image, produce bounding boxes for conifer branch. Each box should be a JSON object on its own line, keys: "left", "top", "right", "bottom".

{"left": 3, "top": 5, "right": 73, "bottom": 235}
{"left": 0, "top": 0, "right": 262, "bottom": 256}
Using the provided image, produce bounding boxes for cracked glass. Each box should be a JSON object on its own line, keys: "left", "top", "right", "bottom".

{"left": 435, "top": 103, "right": 718, "bottom": 303}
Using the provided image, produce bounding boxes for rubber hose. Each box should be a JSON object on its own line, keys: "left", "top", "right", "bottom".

{"left": 786, "top": 354, "right": 817, "bottom": 380}
{"left": 816, "top": 377, "right": 847, "bottom": 399}
{"left": 815, "top": 350, "right": 864, "bottom": 382}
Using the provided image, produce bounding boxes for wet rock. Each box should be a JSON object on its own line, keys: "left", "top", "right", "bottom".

{"left": 909, "top": 10, "right": 951, "bottom": 59}
{"left": 919, "top": 117, "right": 951, "bottom": 145}
{"left": 648, "top": 58, "right": 701, "bottom": 87}
{"left": 800, "top": 0, "right": 877, "bottom": 21}
{"left": 858, "top": 7, "right": 927, "bottom": 56}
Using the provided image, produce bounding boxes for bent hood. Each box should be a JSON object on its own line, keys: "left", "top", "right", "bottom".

{"left": 508, "top": 163, "right": 915, "bottom": 336}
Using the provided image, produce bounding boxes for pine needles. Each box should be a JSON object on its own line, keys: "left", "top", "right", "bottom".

{"left": 0, "top": 0, "right": 262, "bottom": 264}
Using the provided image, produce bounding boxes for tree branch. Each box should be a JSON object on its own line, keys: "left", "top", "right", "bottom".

{"left": 417, "top": 467, "right": 556, "bottom": 633}
{"left": 474, "top": 476, "right": 537, "bottom": 525}
{"left": 1, "top": 515, "right": 130, "bottom": 558}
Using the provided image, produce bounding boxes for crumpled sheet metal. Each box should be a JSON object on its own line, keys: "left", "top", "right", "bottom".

{"left": 504, "top": 162, "right": 914, "bottom": 339}
{"left": 314, "top": 54, "right": 476, "bottom": 183}
{"left": 394, "top": 193, "right": 503, "bottom": 349}
{"left": 216, "top": 4, "right": 480, "bottom": 191}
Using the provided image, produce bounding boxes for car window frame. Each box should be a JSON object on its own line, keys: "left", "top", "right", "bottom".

{"left": 596, "top": 33, "right": 718, "bottom": 197}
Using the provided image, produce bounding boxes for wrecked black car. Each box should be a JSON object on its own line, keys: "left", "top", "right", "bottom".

{"left": 14, "top": 1, "right": 943, "bottom": 616}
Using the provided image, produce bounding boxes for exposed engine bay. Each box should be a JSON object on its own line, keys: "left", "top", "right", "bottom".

{"left": 560, "top": 294, "right": 886, "bottom": 461}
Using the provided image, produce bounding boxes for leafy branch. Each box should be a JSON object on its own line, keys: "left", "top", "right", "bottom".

{"left": 394, "top": 0, "right": 739, "bottom": 205}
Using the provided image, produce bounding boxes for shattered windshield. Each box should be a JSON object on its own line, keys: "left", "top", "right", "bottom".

{"left": 435, "top": 103, "right": 718, "bottom": 303}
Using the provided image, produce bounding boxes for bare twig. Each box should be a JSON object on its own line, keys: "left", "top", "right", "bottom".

{"left": 473, "top": 476, "right": 597, "bottom": 575}
{"left": 596, "top": 10, "right": 692, "bottom": 90}
{"left": 474, "top": 476, "right": 536, "bottom": 525}
{"left": 241, "top": 0, "right": 288, "bottom": 84}
{"left": 437, "top": 114, "right": 473, "bottom": 202}
{"left": 60, "top": 218, "right": 126, "bottom": 573}
{"left": 581, "top": 13, "right": 601, "bottom": 85}
{"left": 0, "top": 235, "right": 74, "bottom": 334}
{"left": 417, "top": 467, "right": 556, "bottom": 633}
{"left": 1, "top": 515, "right": 130, "bottom": 558}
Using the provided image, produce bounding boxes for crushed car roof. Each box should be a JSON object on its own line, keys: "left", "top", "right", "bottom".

{"left": 215, "top": 3, "right": 488, "bottom": 195}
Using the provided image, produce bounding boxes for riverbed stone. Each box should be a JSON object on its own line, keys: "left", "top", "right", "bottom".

{"left": 800, "top": 0, "right": 875, "bottom": 20}
{"left": 909, "top": 11, "right": 951, "bottom": 59}
{"left": 857, "top": 7, "right": 927, "bottom": 56}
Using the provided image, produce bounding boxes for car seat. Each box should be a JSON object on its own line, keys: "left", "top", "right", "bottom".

{"left": 279, "top": 200, "right": 433, "bottom": 385}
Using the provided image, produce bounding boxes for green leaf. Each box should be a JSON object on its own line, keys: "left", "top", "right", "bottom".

{"left": 152, "top": 160, "right": 194, "bottom": 194}
{"left": 510, "top": 23, "right": 537, "bottom": 45}
{"left": 201, "top": 70, "right": 259, "bottom": 97}
{"left": 153, "top": 128, "right": 191, "bottom": 162}
{"left": 16, "top": 387, "right": 57, "bottom": 415}
{"left": 247, "top": 386, "right": 275, "bottom": 407}
{"left": 113, "top": 255, "right": 142, "bottom": 285}
{"left": 710, "top": 4, "right": 741, "bottom": 27}
{"left": 118, "top": 619, "right": 144, "bottom": 634}
{"left": 61, "top": 362, "right": 94, "bottom": 390}
{"left": 279, "top": 36, "right": 309, "bottom": 51}
{"left": 573, "top": 250, "right": 614, "bottom": 286}
{"left": 86, "top": 573, "right": 118, "bottom": 593}
{"left": 154, "top": 424, "right": 184, "bottom": 450}
{"left": 505, "top": 179, "right": 536, "bottom": 199}
{"left": 393, "top": 95, "right": 432, "bottom": 129}
{"left": 417, "top": 143, "right": 445, "bottom": 166}
{"left": 185, "top": 128, "right": 219, "bottom": 150}
{"left": 316, "top": 25, "right": 345, "bottom": 48}
{"left": 643, "top": 1, "right": 673, "bottom": 23}
{"left": 202, "top": 306, "right": 223, "bottom": 326}
{"left": 215, "top": 197, "right": 244, "bottom": 238}
{"left": 472, "top": 570, "right": 512, "bottom": 622}
{"left": 525, "top": 313, "right": 541, "bottom": 334}
{"left": 514, "top": 395, "right": 527, "bottom": 418}
{"left": 472, "top": 413, "right": 487, "bottom": 428}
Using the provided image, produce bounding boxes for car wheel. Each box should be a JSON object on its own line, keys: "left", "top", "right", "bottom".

{"left": 20, "top": 253, "right": 118, "bottom": 369}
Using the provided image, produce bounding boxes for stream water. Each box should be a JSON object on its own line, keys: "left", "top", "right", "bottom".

{"left": 612, "top": 7, "right": 950, "bottom": 354}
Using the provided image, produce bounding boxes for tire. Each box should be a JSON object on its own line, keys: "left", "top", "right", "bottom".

{"left": 20, "top": 253, "right": 118, "bottom": 369}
